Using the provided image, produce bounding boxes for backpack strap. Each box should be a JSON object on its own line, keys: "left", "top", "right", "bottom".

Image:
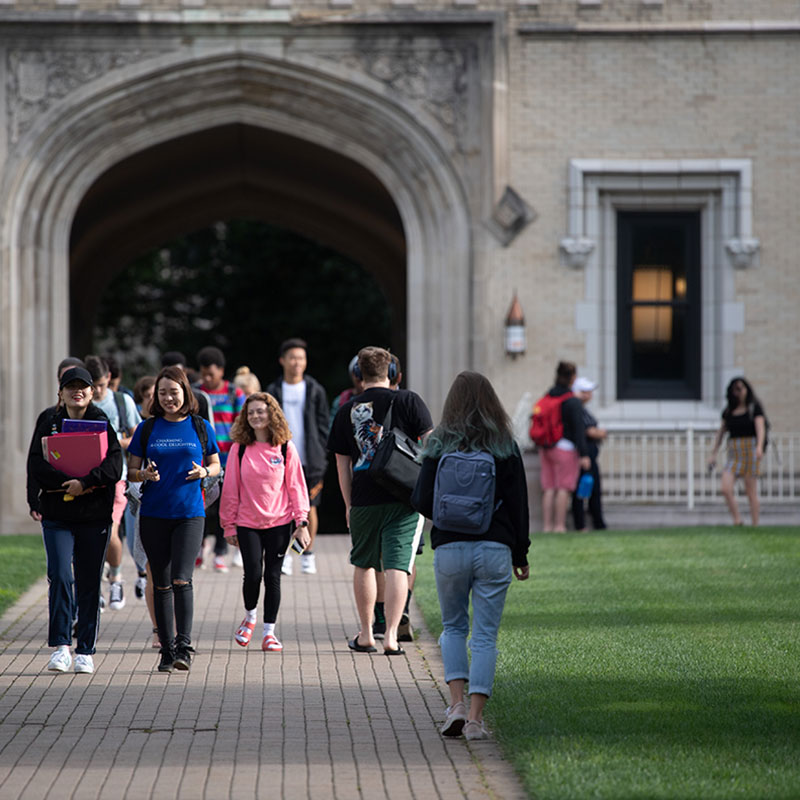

{"left": 113, "top": 391, "right": 130, "bottom": 434}
{"left": 139, "top": 416, "right": 156, "bottom": 460}
{"left": 190, "top": 415, "right": 209, "bottom": 459}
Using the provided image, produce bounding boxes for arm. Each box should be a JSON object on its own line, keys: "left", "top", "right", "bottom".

{"left": 219, "top": 444, "right": 240, "bottom": 535}
{"left": 708, "top": 422, "right": 727, "bottom": 467}
{"left": 284, "top": 442, "right": 311, "bottom": 547}
{"left": 754, "top": 415, "right": 766, "bottom": 459}
{"left": 314, "top": 383, "right": 330, "bottom": 446}
{"left": 335, "top": 454, "right": 353, "bottom": 527}
{"left": 504, "top": 451, "right": 531, "bottom": 574}
{"left": 120, "top": 396, "right": 142, "bottom": 450}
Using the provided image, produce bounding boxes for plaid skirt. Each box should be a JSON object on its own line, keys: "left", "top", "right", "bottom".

{"left": 725, "top": 436, "right": 760, "bottom": 478}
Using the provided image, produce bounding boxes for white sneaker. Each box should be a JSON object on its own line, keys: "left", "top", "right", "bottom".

{"left": 109, "top": 581, "right": 125, "bottom": 610}
{"left": 74, "top": 654, "right": 94, "bottom": 674}
{"left": 281, "top": 555, "right": 293, "bottom": 576}
{"left": 232, "top": 549, "right": 243, "bottom": 568}
{"left": 301, "top": 553, "right": 317, "bottom": 574}
{"left": 135, "top": 575, "right": 147, "bottom": 599}
{"left": 464, "top": 720, "right": 489, "bottom": 741}
{"left": 213, "top": 556, "right": 228, "bottom": 573}
{"left": 47, "top": 647, "right": 72, "bottom": 673}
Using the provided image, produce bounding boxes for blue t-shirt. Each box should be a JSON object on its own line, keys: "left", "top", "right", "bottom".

{"left": 128, "top": 416, "right": 219, "bottom": 519}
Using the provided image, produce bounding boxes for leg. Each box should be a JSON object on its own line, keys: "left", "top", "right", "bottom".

{"left": 72, "top": 523, "right": 111, "bottom": 655}
{"left": 383, "top": 568, "right": 409, "bottom": 651}
{"left": 41, "top": 521, "right": 76, "bottom": 649}
{"left": 720, "top": 469, "right": 742, "bottom": 525}
{"left": 145, "top": 562, "right": 158, "bottom": 645}
{"left": 553, "top": 489, "right": 570, "bottom": 532}
{"left": 468, "top": 541, "right": 513, "bottom": 708}
{"left": 261, "top": 524, "right": 292, "bottom": 624}
{"left": 352, "top": 566, "right": 377, "bottom": 647}
{"left": 541, "top": 489, "right": 555, "bottom": 532}
{"left": 106, "top": 480, "right": 127, "bottom": 592}
{"left": 237, "top": 528, "right": 266, "bottom": 613}
{"left": 588, "top": 460, "right": 606, "bottom": 529}
{"left": 140, "top": 517, "right": 177, "bottom": 648}
{"left": 434, "top": 542, "right": 471, "bottom": 686}
{"left": 307, "top": 506, "right": 319, "bottom": 553}
{"left": 744, "top": 476, "right": 760, "bottom": 526}
{"left": 169, "top": 518, "right": 205, "bottom": 647}
{"left": 571, "top": 485, "right": 586, "bottom": 531}
{"left": 373, "top": 569, "right": 386, "bottom": 638}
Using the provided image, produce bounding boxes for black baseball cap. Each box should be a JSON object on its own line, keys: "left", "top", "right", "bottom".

{"left": 59, "top": 366, "right": 94, "bottom": 389}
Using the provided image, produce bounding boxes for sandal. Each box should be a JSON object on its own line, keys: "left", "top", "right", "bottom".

{"left": 262, "top": 634, "right": 283, "bottom": 652}
{"left": 235, "top": 619, "right": 255, "bottom": 647}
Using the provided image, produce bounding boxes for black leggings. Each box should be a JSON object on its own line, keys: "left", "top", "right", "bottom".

{"left": 140, "top": 516, "right": 205, "bottom": 648}
{"left": 237, "top": 524, "right": 293, "bottom": 624}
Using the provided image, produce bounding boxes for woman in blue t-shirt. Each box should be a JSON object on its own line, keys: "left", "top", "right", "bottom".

{"left": 128, "top": 366, "right": 221, "bottom": 673}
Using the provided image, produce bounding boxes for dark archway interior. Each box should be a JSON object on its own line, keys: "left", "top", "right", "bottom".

{"left": 69, "top": 123, "right": 407, "bottom": 360}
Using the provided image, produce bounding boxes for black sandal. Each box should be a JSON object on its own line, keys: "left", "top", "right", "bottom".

{"left": 347, "top": 636, "right": 377, "bottom": 653}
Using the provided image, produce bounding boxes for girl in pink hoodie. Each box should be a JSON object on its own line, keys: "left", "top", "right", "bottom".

{"left": 220, "top": 392, "right": 310, "bottom": 652}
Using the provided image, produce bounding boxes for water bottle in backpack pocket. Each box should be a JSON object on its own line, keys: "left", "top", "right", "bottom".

{"left": 433, "top": 451, "right": 499, "bottom": 534}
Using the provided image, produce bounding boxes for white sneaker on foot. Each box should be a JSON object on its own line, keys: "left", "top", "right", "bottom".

{"left": 301, "top": 553, "right": 317, "bottom": 574}
{"left": 232, "top": 549, "right": 243, "bottom": 568}
{"left": 47, "top": 647, "right": 72, "bottom": 673}
{"left": 281, "top": 555, "right": 293, "bottom": 576}
{"left": 74, "top": 654, "right": 94, "bottom": 674}
{"left": 109, "top": 581, "right": 125, "bottom": 610}
{"left": 464, "top": 720, "right": 489, "bottom": 741}
{"left": 213, "top": 556, "right": 228, "bottom": 573}
{"left": 441, "top": 702, "right": 467, "bottom": 737}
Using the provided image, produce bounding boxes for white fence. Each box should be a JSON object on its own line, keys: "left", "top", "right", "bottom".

{"left": 601, "top": 427, "right": 800, "bottom": 508}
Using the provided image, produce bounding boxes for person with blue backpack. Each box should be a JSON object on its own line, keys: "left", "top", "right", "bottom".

{"left": 411, "top": 371, "right": 530, "bottom": 741}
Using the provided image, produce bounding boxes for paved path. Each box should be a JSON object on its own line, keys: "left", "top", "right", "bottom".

{"left": 0, "top": 535, "right": 526, "bottom": 800}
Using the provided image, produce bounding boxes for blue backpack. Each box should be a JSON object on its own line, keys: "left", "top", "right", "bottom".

{"left": 433, "top": 451, "right": 498, "bottom": 535}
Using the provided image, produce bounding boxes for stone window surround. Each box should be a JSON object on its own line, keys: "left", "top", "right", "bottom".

{"left": 560, "top": 158, "right": 759, "bottom": 427}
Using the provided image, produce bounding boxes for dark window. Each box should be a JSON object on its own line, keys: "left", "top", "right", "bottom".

{"left": 617, "top": 212, "right": 701, "bottom": 400}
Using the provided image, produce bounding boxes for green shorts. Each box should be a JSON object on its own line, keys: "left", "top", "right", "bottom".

{"left": 349, "top": 503, "right": 425, "bottom": 574}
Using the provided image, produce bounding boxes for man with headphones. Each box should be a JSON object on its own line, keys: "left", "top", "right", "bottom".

{"left": 328, "top": 346, "right": 432, "bottom": 656}
{"left": 266, "top": 338, "right": 330, "bottom": 576}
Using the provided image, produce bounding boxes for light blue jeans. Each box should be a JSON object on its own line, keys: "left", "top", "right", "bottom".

{"left": 434, "top": 540, "right": 512, "bottom": 698}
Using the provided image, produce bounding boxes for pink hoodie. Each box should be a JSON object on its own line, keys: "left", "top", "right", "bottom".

{"left": 220, "top": 440, "right": 310, "bottom": 535}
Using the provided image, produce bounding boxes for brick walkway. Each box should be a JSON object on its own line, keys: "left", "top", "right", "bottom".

{"left": 0, "top": 534, "right": 526, "bottom": 800}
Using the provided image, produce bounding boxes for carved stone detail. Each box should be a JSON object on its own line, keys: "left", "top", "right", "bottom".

{"left": 560, "top": 236, "right": 595, "bottom": 269}
{"left": 725, "top": 237, "right": 760, "bottom": 269}
{"left": 318, "top": 44, "right": 478, "bottom": 145}
{"left": 6, "top": 49, "right": 166, "bottom": 144}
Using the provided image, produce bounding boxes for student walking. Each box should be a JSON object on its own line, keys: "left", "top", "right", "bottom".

{"left": 26, "top": 367, "right": 123, "bottom": 674}
{"left": 708, "top": 376, "right": 767, "bottom": 526}
{"left": 220, "top": 392, "right": 310, "bottom": 652}
{"left": 412, "top": 371, "right": 530, "bottom": 740}
{"left": 127, "top": 366, "right": 221, "bottom": 673}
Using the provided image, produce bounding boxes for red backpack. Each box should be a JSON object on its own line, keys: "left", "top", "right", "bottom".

{"left": 529, "top": 392, "right": 572, "bottom": 448}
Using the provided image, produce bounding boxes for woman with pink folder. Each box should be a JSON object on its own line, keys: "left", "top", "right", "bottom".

{"left": 26, "top": 366, "right": 123, "bottom": 675}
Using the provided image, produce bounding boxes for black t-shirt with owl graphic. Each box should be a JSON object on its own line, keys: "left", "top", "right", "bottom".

{"left": 328, "top": 386, "right": 433, "bottom": 506}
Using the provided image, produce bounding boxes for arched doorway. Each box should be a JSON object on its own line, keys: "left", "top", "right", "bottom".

{"left": 0, "top": 49, "right": 473, "bottom": 532}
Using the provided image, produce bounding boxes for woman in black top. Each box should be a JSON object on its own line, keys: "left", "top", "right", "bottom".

{"left": 412, "top": 371, "right": 530, "bottom": 741}
{"left": 26, "top": 367, "right": 123, "bottom": 674}
{"left": 708, "top": 376, "right": 766, "bottom": 526}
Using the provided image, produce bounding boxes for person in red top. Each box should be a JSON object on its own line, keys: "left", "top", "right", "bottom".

{"left": 195, "top": 346, "right": 246, "bottom": 571}
{"left": 220, "top": 392, "right": 310, "bottom": 652}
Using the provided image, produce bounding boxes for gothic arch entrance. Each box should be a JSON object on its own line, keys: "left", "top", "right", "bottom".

{"left": 0, "top": 48, "right": 473, "bottom": 531}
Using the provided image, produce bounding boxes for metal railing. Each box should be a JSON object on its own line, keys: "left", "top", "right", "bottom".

{"left": 601, "top": 427, "right": 800, "bottom": 508}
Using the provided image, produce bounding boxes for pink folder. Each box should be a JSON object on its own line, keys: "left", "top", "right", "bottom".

{"left": 42, "top": 431, "right": 109, "bottom": 477}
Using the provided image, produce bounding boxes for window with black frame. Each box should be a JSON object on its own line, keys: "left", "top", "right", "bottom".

{"left": 617, "top": 211, "right": 701, "bottom": 400}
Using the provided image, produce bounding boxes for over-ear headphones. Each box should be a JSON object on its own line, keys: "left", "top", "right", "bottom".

{"left": 352, "top": 352, "right": 398, "bottom": 382}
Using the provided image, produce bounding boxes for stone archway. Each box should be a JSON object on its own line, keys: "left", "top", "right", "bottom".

{"left": 0, "top": 46, "right": 475, "bottom": 531}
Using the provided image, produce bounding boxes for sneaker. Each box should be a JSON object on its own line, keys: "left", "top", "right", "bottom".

{"left": 301, "top": 553, "right": 317, "bottom": 574}
{"left": 441, "top": 702, "right": 467, "bottom": 737}
{"left": 47, "top": 647, "right": 72, "bottom": 673}
{"left": 398, "top": 613, "right": 413, "bottom": 642}
{"left": 135, "top": 575, "right": 147, "bottom": 599}
{"left": 262, "top": 634, "right": 283, "bottom": 652}
{"left": 195, "top": 555, "right": 204, "bottom": 569}
{"left": 464, "top": 720, "right": 489, "bottom": 741}
{"left": 173, "top": 644, "right": 195, "bottom": 671}
{"left": 157, "top": 647, "right": 175, "bottom": 673}
{"left": 231, "top": 549, "right": 243, "bottom": 568}
{"left": 213, "top": 556, "right": 228, "bottom": 573}
{"left": 281, "top": 555, "right": 293, "bottom": 576}
{"left": 109, "top": 582, "right": 125, "bottom": 610}
{"left": 74, "top": 654, "right": 94, "bottom": 674}
{"left": 372, "top": 617, "right": 386, "bottom": 640}
{"left": 99, "top": 593, "right": 106, "bottom": 613}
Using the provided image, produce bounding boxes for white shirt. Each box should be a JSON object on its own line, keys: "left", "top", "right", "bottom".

{"left": 281, "top": 380, "right": 307, "bottom": 465}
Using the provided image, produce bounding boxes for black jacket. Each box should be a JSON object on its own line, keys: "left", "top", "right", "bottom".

{"left": 265, "top": 375, "right": 329, "bottom": 482}
{"left": 27, "top": 404, "right": 123, "bottom": 524}
{"left": 411, "top": 447, "right": 531, "bottom": 568}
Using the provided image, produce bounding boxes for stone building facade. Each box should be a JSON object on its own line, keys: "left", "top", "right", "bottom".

{"left": 1, "top": 1, "right": 798, "bottom": 531}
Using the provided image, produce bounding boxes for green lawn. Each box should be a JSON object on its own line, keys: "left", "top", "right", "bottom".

{"left": 413, "top": 527, "right": 800, "bottom": 800}
{"left": 0, "top": 534, "right": 46, "bottom": 618}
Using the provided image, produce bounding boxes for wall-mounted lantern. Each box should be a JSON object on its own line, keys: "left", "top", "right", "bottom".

{"left": 505, "top": 291, "right": 526, "bottom": 357}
